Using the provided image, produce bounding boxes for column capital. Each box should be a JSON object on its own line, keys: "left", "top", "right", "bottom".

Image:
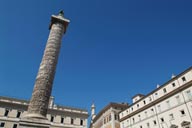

{"left": 49, "top": 10, "right": 70, "bottom": 33}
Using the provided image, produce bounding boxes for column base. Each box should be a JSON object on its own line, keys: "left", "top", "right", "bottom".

{"left": 19, "top": 116, "right": 50, "bottom": 128}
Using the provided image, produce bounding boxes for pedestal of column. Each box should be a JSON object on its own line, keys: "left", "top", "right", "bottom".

{"left": 19, "top": 10, "right": 69, "bottom": 128}
{"left": 19, "top": 118, "right": 50, "bottom": 128}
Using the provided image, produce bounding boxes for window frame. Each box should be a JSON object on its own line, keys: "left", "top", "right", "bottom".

{"left": 4, "top": 109, "right": 9, "bottom": 117}
{"left": 13, "top": 124, "right": 17, "bottom": 128}
{"left": 0, "top": 122, "right": 5, "bottom": 127}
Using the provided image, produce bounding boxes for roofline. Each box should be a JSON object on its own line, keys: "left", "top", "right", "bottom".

{"left": 132, "top": 94, "right": 145, "bottom": 99}
{"left": 0, "top": 96, "right": 29, "bottom": 103}
{"left": 56, "top": 104, "right": 88, "bottom": 112}
{"left": 92, "top": 102, "right": 129, "bottom": 123}
{"left": 123, "top": 66, "right": 192, "bottom": 110}
{"left": 0, "top": 96, "right": 88, "bottom": 112}
{"left": 120, "top": 80, "right": 192, "bottom": 122}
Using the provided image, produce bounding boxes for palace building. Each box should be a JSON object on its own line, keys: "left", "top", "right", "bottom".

{"left": 90, "top": 103, "right": 128, "bottom": 128}
{"left": 0, "top": 96, "right": 88, "bottom": 128}
{"left": 119, "top": 67, "right": 192, "bottom": 128}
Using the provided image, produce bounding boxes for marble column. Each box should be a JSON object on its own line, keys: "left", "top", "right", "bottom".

{"left": 19, "top": 10, "right": 69, "bottom": 128}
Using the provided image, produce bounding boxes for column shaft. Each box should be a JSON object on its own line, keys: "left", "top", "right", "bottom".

{"left": 27, "top": 23, "right": 64, "bottom": 118}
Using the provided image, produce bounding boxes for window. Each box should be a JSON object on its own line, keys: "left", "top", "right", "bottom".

{"left": 140, "top": 126, "right": 142, "bottom": 128}
{"left": 109, "top": 115, "right": 112, "bottom": 121}
{"left": 132, "top": 118, "right": 135, "bottom": 123}
{"left": 155, "top": 93, "right": 158, "bottom": 98}
{"left": 80, "top": 119, "right": 83, "bottom": 126}
{"left": 160, "top": 118, "right": 164, "bottom": 122}
{"left": 182, "top": 77, "right": 186, "bottom": 82}
{"left": 4, "top": 109, "right": 9, "bottom": 117}
{"left": 122, "top": 122, "right": 124, "bottom": 128}
{"left": 138, "top": 115, "right": 141, "bottom": 120}
{"left": 151, "top": 108, "right": 154, "bottom": 115}
{"left": 143, "top": 100, "right": 146, "bottom": 105}
{"left": 172, "top": 83, "right": 176, "bottom": 87}
{"left": 137, "top": 104, "right": 139, "bottom": 108}
{"left": 13, "top": 124, "right": 17, "bottom": 128}
{"left": 147, "top": 123, "right": 150, "bottom": 128}
{"left": 163, "top": 88, "right": 167, "bottom": 93}
{"left": 166, "top": 100, "right": 171, "bottom": 109}
{"left": 0, "top": 122, "right": 5, "bottom": 127}
{"left": 115, "top": 114, "right": 118, "bottom": 120}
{"left": 50, "top": 116, "right": 54, "bottom": 122}
{"left": 149, "top": 97, "right": 152, "bottom": 101}
{"left": 157, "top": 105, "right": 161, "bottom": 112}
{"left": 176, "top": 95, "right": 181, "bottom": 104}
{"left": 16, "top": 111, "right": 21, "bottom": 118}
{"left": 61, "top": 117, "right": 64, "bottom": 123}
{"left": 153, "top": 120, "right": 157, "bottom": 125}
{"left": 104, "top": 118, "right": 106, "bottom": 124}
{"left": 131, "top": 107, "right": 133, "bottom": 111}
{"left": 186, "top": 90, "right": 192, "bottom": 100}
{"left": 145, "top": 111, "right": 148, "bottom": 118}
{"left": 169, "top": 114, "right": 174, "bottom": 120}
{"left": 71, "top": 118, "right": 74, "bottom": 124}
{"left": 180, "top": 110, "right": 185, "bottom": 116}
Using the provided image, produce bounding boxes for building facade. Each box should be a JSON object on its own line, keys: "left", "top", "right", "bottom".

{"left": 90, "top": 103, "right": 128, "bottom": 128}
{"left": 0, "top": 96, "right": 88, "bottom": 128}
{"left": 119, "top": 67, "right": 192, "bottom": 128}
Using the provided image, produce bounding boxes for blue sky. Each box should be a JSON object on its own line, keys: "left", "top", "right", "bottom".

{"left": 0, "top": 0, "right": 192, "bottom": 116}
